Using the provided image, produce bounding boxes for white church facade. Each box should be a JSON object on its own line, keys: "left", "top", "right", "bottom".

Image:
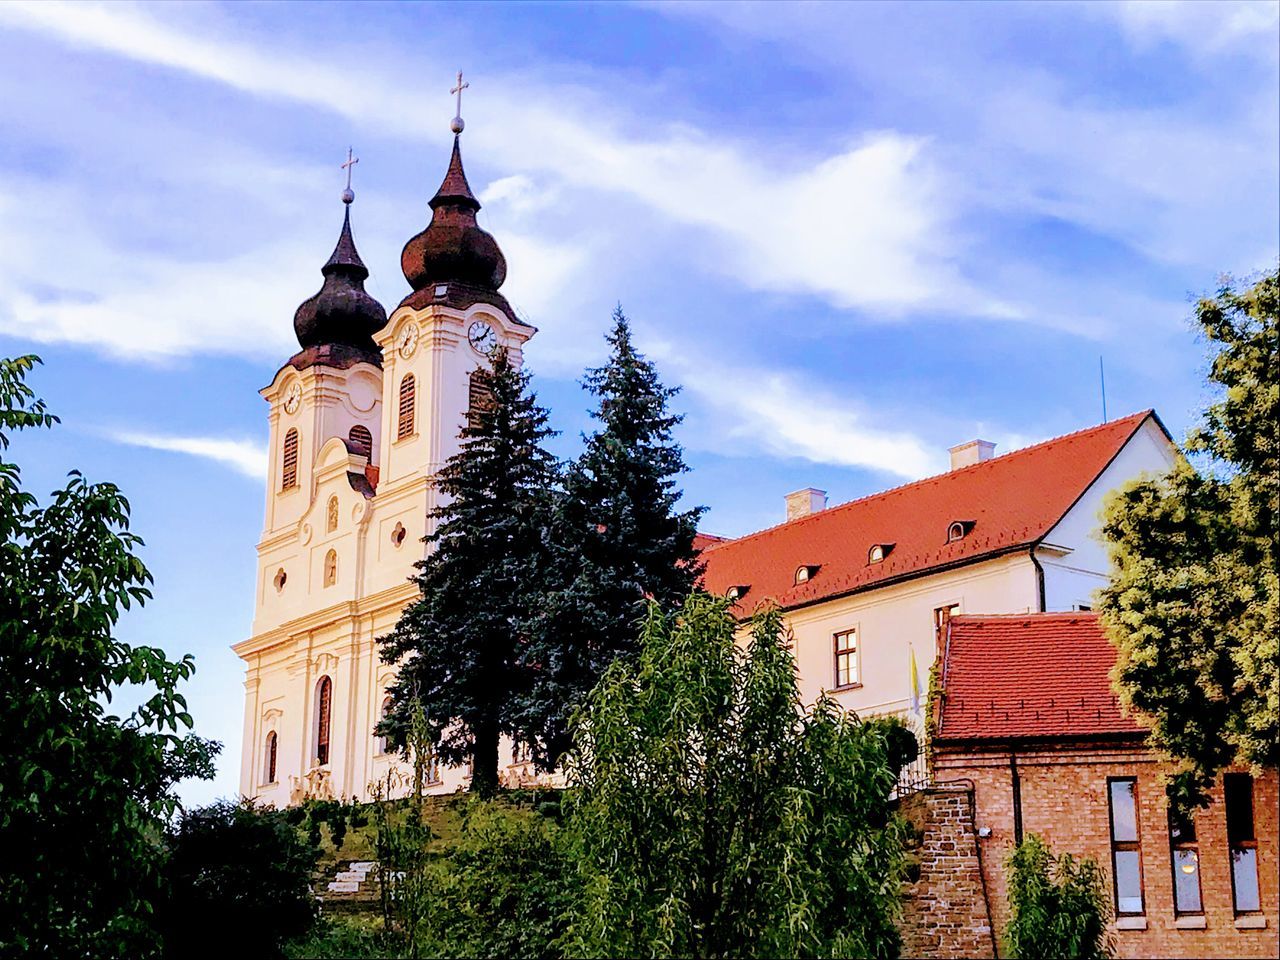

{"left": 233, "top": 117, "right": 1178, "bottom": 806}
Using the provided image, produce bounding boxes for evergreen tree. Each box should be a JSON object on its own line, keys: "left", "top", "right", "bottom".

{"left": 379, "top": 348, "right": 558, "bottom": 796}
{"left": 1099, "top": 267, "right": 1278, "bottom": 812}
{"left": 520, "top": 307, "right": 704, "bottom": 767}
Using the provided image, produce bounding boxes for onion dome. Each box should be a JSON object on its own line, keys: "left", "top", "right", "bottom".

{"left": 401, "top": 137, "right": 507, "bottom": 292}
{"left": 292, "top": 199, "right": 388, "bottom": 367}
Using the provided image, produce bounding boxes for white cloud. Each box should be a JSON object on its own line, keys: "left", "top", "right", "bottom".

{"left": 659, "top": 352, "right": 941, "bottom": 478}
{"left": 1107, "top": 0, "right": 1280, "bottom": 57}
{"left": 110, "top": 430, "right": 267, "bottom": 479}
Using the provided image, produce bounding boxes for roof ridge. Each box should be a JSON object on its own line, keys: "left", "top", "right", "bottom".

{"left": 952, "top": 611, "right": 1101, "bottom": 620}
{"left": 702, "top": 411, "right": 1152, "bottom": 554}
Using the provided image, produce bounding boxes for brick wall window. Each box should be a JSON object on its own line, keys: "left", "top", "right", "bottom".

{"left": 281, "top": 428, "right": 299, "bottom": 489}
{"left": 1169, "top": 807, "right": 1202, "bottom": 914}
{"left": 1108, "top": 777, "right": 1145, "bottom": 915}
{"left": 398, "top": 374, "right": 416, "bottom": 439}
{"left": 833, "top": 629, "right": 859, "bottom": 688}
{"left": 1225, "top": 773, "right": 1261, "bottom": 914}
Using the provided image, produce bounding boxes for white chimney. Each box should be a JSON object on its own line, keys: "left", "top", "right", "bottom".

{"left": 949, "top": 439, "right": 997, "bottom": 470}
{"left": 785, "top": 487, "right": 828, "bottom": 521}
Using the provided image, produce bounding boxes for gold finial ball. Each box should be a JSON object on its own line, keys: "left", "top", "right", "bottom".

{"left": 450, "top": 116, "right": 465, "bottom": 134}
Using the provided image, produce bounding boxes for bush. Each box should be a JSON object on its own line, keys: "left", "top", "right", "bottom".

{"left": 422, "top": 798, "right": 573, "bottom": 958}
{"left": 159, "top": 799, "right": 321, "bottom": 958}
{"left": 285, "top": 916, "right": 403, "bottom": 959}
{"left": 1003, "top": 834, "right": 1111, "bottom": 959}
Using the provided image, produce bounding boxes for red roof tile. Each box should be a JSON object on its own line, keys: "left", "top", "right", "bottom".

{"left": 699, "top": 412, "right": 1159, "bottom": 611}
{"left": 935, "top": 612, "right": 1144, "bottom": 742}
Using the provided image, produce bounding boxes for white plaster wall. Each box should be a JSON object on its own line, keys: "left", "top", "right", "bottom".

{"left": 781, "top": 552, "right": 1039, "bottom": 721}
{"left": 1038, "top": 417, "right": 1177, "bottom": 611}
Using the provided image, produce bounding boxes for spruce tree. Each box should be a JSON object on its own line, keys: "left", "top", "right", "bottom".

{"left": 378, "top": 348, "right": 558, "bottom": 796}
{"left": 518, "top": 307, "right": 703, "bottom": 767}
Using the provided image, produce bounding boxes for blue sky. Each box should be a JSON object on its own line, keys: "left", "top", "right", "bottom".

{"left": 1, "top": 1, "right": 1276, "bottom": 804}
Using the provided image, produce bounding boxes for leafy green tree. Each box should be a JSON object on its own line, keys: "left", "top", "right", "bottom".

{"left": 524, "top": 307, "right": 704, "bottom": 768}
{"left": 1100, "top": 268, "right": 1278, "bottom": 811}
{"left": 1002, "top": 835, "right": 1111, "bottom": 960}
{"left": 159, "top": 799, "right": 321, "bottom": 959}
{"left": 0, "top": 355, "right": 218, "bottom": 958}
{"left": 560, "top": 593, "right": 916, "bottom": 959}
{"left": 379, "top": 348, "right": 559, "bottom": 795}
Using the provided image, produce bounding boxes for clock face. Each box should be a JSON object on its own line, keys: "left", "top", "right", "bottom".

{"left": 282, "top": 381, "right": 302, "bottom": 415}
{"left": 468, "top": 320, "right": 498, "bottom": 355}
{"left": 396, "top": 322, "right": 419, "bottom": 359}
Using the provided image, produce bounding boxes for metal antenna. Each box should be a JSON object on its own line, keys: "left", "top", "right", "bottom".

{"left": 1099, "top": 355, "right": 1108, "bottom": 423}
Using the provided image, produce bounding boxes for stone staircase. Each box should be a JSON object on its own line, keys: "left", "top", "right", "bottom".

{"left": 315, "top": 860, "right": 380, "bottom": 914}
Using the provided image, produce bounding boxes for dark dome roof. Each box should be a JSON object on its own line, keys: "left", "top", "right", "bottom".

{"left": 293, "top": 207, "right": 388, "bottom": 359}
{"left": 401, "top": 137, "right": 506, "bottom": 292}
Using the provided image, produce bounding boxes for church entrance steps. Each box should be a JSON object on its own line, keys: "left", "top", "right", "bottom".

{"left": 315, "top": 859, "right": 382, "bottom": 915}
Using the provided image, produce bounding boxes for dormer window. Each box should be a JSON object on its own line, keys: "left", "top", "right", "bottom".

{"left": 868, "top": 543, "right": 895, "bottom": 564}
{"left": 726, "top": 584, "right": 750, "bottom": 601}
{"left": 947, "top": 520, "right": 976, "bottom": 543}
{"left": 795, "top": 564, "right": 820, "bottom": 585}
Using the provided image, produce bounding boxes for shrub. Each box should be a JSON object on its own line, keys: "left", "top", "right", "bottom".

{"left": 423, "top": 798, "right": 573, "bottom": 958}
{"left": 1003, "top": 834, "right": 1111, "bottom": 959}
{"left": 158, "top": 799, "right": 320, "bottom": 959}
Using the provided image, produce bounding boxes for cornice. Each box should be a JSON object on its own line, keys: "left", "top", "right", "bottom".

{"left": 233, "top": 580, "right": 419, "bottom": 660}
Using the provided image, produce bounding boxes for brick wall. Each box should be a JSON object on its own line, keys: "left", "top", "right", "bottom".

{"left": 932, "top": 746, "right": 1279, "bottom": 959}
{"left": 897, "top": 784, "right": 996, "bottom": 959}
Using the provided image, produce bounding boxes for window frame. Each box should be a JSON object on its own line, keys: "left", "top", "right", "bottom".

{"left": 281, "top": 428, "right": 299, "bottom": 490}
{"left": 397, "top": 374, "right": 416, "bottom": 441}
{"left": 1168, "top": 806, "right": 1203, "bottom": 916}
{"left": 348, "top": 424, "right": 373, "bottom": 460}
{"left": 1107, "top": 776, "right": 1146, "bottom": 917}
{"left": 314, "top": 676, "right": 333, "bottom": 767}
{"left": 832, "top": 628, "right": 860, "bottom": 690}
{"left": 263, "top": 730, "right": 278, "bottom": 785}
{"left": 1225, "top": 773, "right": 1261, "bottom": 916}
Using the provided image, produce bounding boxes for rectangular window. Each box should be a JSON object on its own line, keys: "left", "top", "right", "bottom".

{"left": 833, "top": 629, "right": 858, "bottom": 688}
{"left": 1169, "top": 808, "right": 1203, "bottom": 914}
{"left": 1108, "top": 778, "right": 1145, "bottom": 915}
{"left": 1225, "top": 774, "right": 1260, "bottom": 914}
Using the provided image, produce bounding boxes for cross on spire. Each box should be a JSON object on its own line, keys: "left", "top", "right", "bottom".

{"left": 340, "top": 147, "right": 358, "bottom": 204}
{"left": 450, "top": 71, "right": 469, "bottom": 134}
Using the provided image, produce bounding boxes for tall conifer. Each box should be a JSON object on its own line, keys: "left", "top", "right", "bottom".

{"left": 379, "top": 348, "right": 558, "bottom": 795}
{"left": 519, "top": 307, "right": 704, "bottom": 766}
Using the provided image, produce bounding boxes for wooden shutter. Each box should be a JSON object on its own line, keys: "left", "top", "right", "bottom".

{"left": 316, "top": 676, "right": 332, "bottom": 766}
{"left": 281, "top": 428, "right": 299, "bottom": 489}
{"left": 398, "top": 375, "right": 416, "bottom": 439}
{"left": 468, "top": 370, "right": 494, "bottom": 432}
{"left": 348, "top": 424, "right": 373, "bottom": 459}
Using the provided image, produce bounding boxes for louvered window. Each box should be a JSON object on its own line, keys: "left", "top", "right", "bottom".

{"left": 468, "top": 369, "right": 494, "bottom": 432}
{"left": 398, "top": 375, "right": 416, "bottom": 439}
{"left": 281, "top": 428, "right": 299, "bottom": 489}
{"left": 348, "top": 424, "right": 373, "bottom": 459}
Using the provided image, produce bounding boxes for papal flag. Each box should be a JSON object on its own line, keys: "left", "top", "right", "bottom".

{"left": 909, "top": 644, "right": 922, "bottom": 718}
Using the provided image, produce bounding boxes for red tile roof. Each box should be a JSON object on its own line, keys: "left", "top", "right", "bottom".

{"left": 699, "top": 411, "right": 1160, "bottom": 612}
{"left": 935, "top": 612, "right": 1144, "bottom": 742}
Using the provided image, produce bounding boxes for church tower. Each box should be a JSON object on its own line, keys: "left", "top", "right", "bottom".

{"left": 234, "top": 98, "right": 536, "bottom": 805}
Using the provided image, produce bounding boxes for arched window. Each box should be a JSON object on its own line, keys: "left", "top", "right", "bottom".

{"left": 468, "top": 369, "right": 494, "bottom": 432}
{"left": 281, "top": 428, "right": 299, "bottom": 489}
{"left": 263, "top": 730, "right": 278, "bottom": 784}
{"left": 348, "top": 424, "right": 373, "bottom": 459}
{"left": 326, "top": 495, "right": 339, "bottom": 533}
{"left": 323, "top": 549, "right": 337, "bottom": 588}
{"left": 378, "top": 695, "right": 393, "bottom": 755}
{"left": 398, "top": 374, "right": 416, "bottom": 439}
{"left": 314, "top": 676, "right": 332, "bottom": 766}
